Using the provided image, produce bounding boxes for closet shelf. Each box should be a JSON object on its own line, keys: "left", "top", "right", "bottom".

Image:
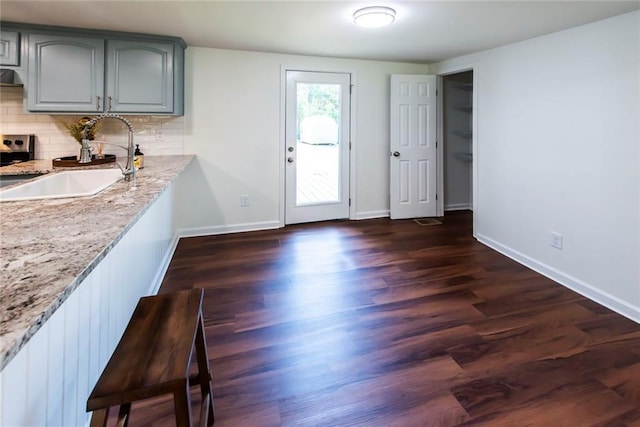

{"left": 457, "top": 83, "right": 473, "bottom": 91}
{"left": 452, "top": 130, "right": 472, "bottom": 139}
{"left": 454, "top": 152, "right": 473, "bottom": 162}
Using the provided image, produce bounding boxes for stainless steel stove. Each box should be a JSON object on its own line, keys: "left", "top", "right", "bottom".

{"left": 0, "top": 134, "right": 35, "bottom": 167}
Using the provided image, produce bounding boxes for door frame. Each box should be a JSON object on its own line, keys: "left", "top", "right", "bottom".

{"left": 436, "top": 64, "right": 479, "bottom": 237}
{"left": 279, "top": 65, "right": 357, "bottom": 227}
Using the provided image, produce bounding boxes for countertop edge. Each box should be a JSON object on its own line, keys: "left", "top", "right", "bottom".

{"left": 0, "top": 155, "right": 194, "bottom": 371}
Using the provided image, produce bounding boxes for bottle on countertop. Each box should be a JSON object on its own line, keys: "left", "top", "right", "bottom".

{"left": 134, "top": 144, "right": 144, "bottom": 169}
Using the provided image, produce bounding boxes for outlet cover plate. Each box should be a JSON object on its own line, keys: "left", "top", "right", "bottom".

{"left": 550, "top": 231, "right": 563, "bottom": 250}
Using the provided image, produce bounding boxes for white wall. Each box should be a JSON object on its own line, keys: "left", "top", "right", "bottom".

{"left": 431, "top": 11, "right": 640, "bottom": 321}
{"left": 180, "top": 48, "right": 428, "bottom": 234}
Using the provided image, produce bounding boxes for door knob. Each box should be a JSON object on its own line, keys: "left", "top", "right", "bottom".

{"left": 287, "top": 157, "right": 294, "bottom": 163}
{"left": 392, "top": 151, "right": 400, "bottom": 157}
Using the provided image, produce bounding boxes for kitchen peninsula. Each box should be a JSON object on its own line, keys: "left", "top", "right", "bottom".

{"left": 0, "top": 155, "right": 194, "bottom": 426}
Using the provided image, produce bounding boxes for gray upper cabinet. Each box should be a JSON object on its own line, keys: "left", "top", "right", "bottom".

{"left": 27, "top": 33, "right": 105, "bottom": 112}
{"left": 24, "top": 27, "right": 184, "bottom": 115}
{"left": 106, "top": 40, "right": 174, "bottom": 113}
{"left": 0, "top": 30, "right": 20, "bottom": 66}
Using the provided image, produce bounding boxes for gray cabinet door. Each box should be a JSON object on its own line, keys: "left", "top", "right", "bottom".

{"left": 106, "top": 40, "right": 174, "bottom": 113}
{"left": 27, "top": 33, "right": 104, "bottom": 112}
{"left": 0, "top": 30, "right": 20, "bottom": 66}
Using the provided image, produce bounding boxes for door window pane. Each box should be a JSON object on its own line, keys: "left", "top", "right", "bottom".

{"left": 296, "top": 83, "right": 341, "bottom": 205}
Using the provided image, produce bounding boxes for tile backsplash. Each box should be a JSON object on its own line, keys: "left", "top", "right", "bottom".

{"left": 0, "top": 86, "right": 185, "bottom": 160}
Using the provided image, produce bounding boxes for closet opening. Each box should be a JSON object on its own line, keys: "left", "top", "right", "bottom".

{"left": 442, "top": 70, "right": 473, "bottom": 217}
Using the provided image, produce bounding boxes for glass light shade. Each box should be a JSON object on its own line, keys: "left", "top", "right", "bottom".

{"left": 353, "top": 6, "right": 396, "bottom": 28}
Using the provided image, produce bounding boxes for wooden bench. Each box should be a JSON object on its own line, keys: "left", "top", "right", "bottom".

{"left": 87, "top": 289, "right": 215, "bottom": 427}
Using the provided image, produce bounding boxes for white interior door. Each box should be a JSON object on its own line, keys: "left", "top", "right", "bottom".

{"left": 285, "top": 71, "right": 351, "bottom": 225}
{"left": 390, "top": 74, "right": 438, "bottom": 219}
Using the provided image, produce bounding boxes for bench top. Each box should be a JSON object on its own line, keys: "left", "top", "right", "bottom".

{"left": 87, "top": 289, "right": 204, "bottom": 410}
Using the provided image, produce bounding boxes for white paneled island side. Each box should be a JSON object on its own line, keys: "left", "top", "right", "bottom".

{"left": 0, "top": 155, "right": 194, "bottom": 426}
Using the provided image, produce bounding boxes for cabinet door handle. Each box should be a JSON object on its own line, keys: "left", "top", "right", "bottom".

{"left": 107, "top": 96, "right": 112, "bottom": 111}
{"left": 96, "top": 96, "right": 101, "bottom": 111}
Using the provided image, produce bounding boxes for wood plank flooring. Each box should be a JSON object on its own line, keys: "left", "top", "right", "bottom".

{"left": 125, "top": 211, "right": 640, "bottom": 426}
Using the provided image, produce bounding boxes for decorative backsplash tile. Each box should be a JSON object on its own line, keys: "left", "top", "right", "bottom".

{"left": 0, "top": 87, "right": 185, "bottom": 160}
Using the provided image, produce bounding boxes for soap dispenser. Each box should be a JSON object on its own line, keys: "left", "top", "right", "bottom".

{"left": 134, "top": 144, "right": 144, "bottom": 169}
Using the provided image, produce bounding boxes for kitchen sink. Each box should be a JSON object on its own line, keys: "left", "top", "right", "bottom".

{"left": 0, "top": 168, "right": 123, "bottom": 202}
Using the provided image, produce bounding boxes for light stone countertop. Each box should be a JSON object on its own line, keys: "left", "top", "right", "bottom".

{"left": 0, "top": 159, "right": 126, "bottom": 177}
{"left": 0, "top": 159, "right": 55, "bottom": 176}
{"left": 0, "top": 155, "right": 195, "bottom": 370}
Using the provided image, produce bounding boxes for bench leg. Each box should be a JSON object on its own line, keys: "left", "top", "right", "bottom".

{"left": 174, "top": 380, "right": 193, "bottom": 427}
{"left": 195, "top": 313, "right": 215, "bottom": 425}
{"left": 117, "top": 403, "right": 131, "bottom": 427}
{"left": 90, "top": 408, "right": 110, "bottom": 427}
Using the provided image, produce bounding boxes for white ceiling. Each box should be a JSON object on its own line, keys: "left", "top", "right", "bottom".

{"left": 1, "top": 1, "right": 638, "bottom": 64}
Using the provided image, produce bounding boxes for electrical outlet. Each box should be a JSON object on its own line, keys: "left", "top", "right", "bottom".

{"left": 550, "top": 231, "right": 563, "bottom": 250}
{"left": 240, "top": 195, "right": 250, "bottom": 207}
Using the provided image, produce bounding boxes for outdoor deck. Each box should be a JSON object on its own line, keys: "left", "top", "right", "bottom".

{"left": 295, "top": 141, "right": 339, "bottom": 205}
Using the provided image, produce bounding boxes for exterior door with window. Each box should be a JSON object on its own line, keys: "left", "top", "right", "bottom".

{"left": 285, "top": 71, "right": 351, "bottom": 224}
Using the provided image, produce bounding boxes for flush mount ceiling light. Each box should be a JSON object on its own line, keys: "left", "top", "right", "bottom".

{"left": 353, "top": 6, "right": 396, "bottom": 28}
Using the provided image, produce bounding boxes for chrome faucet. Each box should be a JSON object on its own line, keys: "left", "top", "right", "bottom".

{"left": 80, "top": 113, "right": 136, "bottom": 182}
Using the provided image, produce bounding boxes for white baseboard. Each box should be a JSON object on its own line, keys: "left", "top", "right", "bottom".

{"left": 476, "top": 233, "right": 640, "bottom": 324}
{"left": 353, "top": 210, "right": 390, "bottom": 220}
{"left": 445, "top": 203, "right": 472, "bottom": 211}
{"left": 148, "top": 233, "right": 181, "bottom": 295}
{"left": 179, "top": 220, "right": 281, "bottom": 238}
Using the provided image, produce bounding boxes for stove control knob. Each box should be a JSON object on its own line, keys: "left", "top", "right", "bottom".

{"left": 3, "top": 139, "right": 11, "bottom": 146}
{"left": 14, "top": 139, "right": 23, "bottom": 146}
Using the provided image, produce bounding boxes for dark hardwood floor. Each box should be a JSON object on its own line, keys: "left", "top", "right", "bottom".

{"left": 127, "top": 211, "right": 640, "bottom": 426}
